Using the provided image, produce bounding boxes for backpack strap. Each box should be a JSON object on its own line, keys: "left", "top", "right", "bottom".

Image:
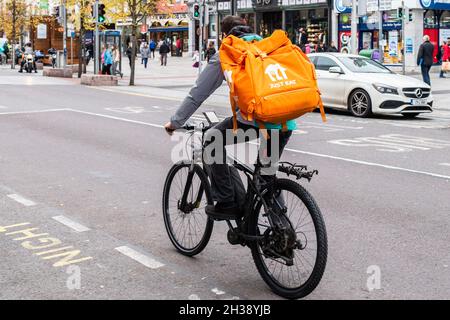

{"left": 282, "top": 122, "right": 288, "bottom": 132}
{"left": 317, "top": 90, "right": 327, "bottom": 122}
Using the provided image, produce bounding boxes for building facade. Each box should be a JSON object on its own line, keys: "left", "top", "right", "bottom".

{"left": 331, "top": 0, "right": 450, "bottom": 72}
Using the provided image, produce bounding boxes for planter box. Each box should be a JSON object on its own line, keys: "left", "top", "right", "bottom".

{"left": 43, "top": 67, "right": 73, "bottom": 78}
{"left": 80, "top": 74, "right": 118, "bottom": 86}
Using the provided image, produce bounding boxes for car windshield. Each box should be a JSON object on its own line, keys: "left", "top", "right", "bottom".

{"left": 338, "top": 57, "right": 392, "bottom": 73}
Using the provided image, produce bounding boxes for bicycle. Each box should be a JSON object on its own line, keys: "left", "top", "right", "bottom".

{"left": 162, "top": 112, "right": 327, "bottom": 299}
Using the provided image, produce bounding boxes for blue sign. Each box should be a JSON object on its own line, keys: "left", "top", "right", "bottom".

{"left": 335, "top": 0, "right": 351, "bottom": 13}
{"left": 420, "top": 0, "right": 450, "bottom": 10}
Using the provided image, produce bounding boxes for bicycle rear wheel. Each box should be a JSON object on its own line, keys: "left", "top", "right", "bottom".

{"left": 162, "top": 162, "right": 214, "bottom": 256}
{"left": 248, "top": 178, "right": 327, "bottom": 299}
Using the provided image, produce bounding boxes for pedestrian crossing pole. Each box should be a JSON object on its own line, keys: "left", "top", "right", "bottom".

{"left": 94, "top": 0, "right": 99, "bottom": 75}
{"left": 198, "top": 0, "right": 205, "bottom": 75}
{"left": 350, "top": 0, "right": 358, "bottom": 54}
{"left": 63, "top": 0, "right": 67, "bottom": 67}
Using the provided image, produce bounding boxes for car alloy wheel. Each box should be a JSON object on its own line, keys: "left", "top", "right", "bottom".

{"left": 349, "top": 89, "right": 371, "bottom": 117}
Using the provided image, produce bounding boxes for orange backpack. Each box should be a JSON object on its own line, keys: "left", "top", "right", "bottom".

{"left": 219, "top": 30, "right": 326, "bottom": 131}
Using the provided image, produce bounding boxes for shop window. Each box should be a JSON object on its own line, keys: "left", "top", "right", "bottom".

{"left": 424, "top": 10, "right": 438, "bottom": 29}
{"left": 440, "top": 11, "right": 450, "bottom": 29}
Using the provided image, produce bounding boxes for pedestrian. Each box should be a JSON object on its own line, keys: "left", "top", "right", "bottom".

{"left": 111, "top": 44, "right": 123, "bottom": 78}
{"left": 176, "top": 38, "right": 182, "bottom": 57}
{"left": 141, "top": 43, "right": 150, "bottom": 68}
{"left": 101, "top": 44, "right": 113, "bottom": 75}
{"left": 126, "top": 43, "right": 133, "bottom": 67}
{"left": 417, "top": 35, "right": 435, "bottom": 86}
{"left": 159, "top": 40, "right": 170, "bottom": 66}
{"left": 327, "top": 41, "right": 338, "bottom": 52}
{"left": 298, "top": 28, "right": 307, "bottom": 49}
{"left": 439, "top": 40, "right": 449, "bottom": 78}
{"left": 149, "top": 39, "right": 156, "bottom": 59}
{"left": 139, "top": 41, "right": 146, "bottom": 64}
{"left": 205, "top": 41, "right": 216, "bottom": 62}
{"left": 317, "top": 42, "right": 326, "bottom": 53}
{"left": 192, "top": 50, "right": 200, "bottom": 68}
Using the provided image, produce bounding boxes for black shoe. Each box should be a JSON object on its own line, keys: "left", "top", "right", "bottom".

{"left": 205, "top": 202, "right": 240, "bottom": 220}
{"left": 18, "top": 70, "right": 23, "bottom": 73}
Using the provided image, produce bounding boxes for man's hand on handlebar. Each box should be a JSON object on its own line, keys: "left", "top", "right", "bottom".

{"left": 164, "top": 122, "right": 176, "bottom": 135}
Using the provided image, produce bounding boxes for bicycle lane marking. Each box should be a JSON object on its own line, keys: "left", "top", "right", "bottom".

{"left": 0, "top": 189, "right": 245, "bottom": 299}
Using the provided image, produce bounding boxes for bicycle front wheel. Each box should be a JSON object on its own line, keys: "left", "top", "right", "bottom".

{"left": 248, "top": 178, "right": 327, "bottom": 299}
{"left": 162, "top": 162, "right": 214, "bottom": 256}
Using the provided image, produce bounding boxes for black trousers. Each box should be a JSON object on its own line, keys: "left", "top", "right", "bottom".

{"left": 203, "top": 117, "right": 292, "bottom": 203}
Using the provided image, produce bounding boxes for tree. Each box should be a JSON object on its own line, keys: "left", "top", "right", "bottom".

{"left": 105, "top": 0, "right": 158, "bottom": 85}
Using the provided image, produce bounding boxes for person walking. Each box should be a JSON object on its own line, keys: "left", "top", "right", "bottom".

{"left": 111, "top": 44, "right": 123, "bottom": 78}
{"left": 159, "top": 40, "right": 170, "bottom": 66}
{"left": 149, "top": 39, "right": 156, "bottom": 59}
{"left": 327, "top": 41, "right": 338, "bottom": 52}
{"left": 126, "top": 43, "right": 133, "bottom": 67}
{"left": 205, "top": 41, "right": 216, "bottom": 62}
{"left": 439, "top": 40, "right": 449, "bottom": 78}
{"left": 176, "top": 38, "right": 182, "bottom": 57}
{"left": 417, "top": 35, "right": 435, "bottom": 86}
{"left": 101, "top": 44, "right": 113, "bottom": 75}
{"left": 141, "top": 43, "right": 150, "bottom": 68}
{"left": 298, "top": 28, "right": 308, "bottom": 51}
{"left": 139, "top": 41, "right": 146, "bottom": 64}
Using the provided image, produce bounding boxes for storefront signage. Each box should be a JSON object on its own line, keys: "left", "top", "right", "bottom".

{"left": 334, "top": 0, "right": 351, "bottom": 13}
{"left": 37, "top": 24, "right": 47, "bottom": 39}
{"left": 366, "top": 0, "right": 378, "bottom": 12}
{"left": 379, "top": 0, "right": 392, "bottom": 11}
{"left": 405, "top": 38, "right": 413, "bottom": 54}
{"left": 420, "top": 0, "right": 450, "bottom": 10}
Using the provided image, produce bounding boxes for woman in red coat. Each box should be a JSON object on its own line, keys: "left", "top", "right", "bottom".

{"left": 440, "top": 40, "right": 449, "bottom": 78}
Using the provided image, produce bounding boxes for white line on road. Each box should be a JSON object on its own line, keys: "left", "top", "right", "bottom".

{"left": 115, "top": 246, "right": 165, "bottom": 269}
{"left": 439, "top": 163, "right": 450, "bottom": 167}
{"left": 7, "top": 194, "right": 36, "bottom": 206}
{"left": 67, "top": 109, "right": 164, "bottom": 129}
{"left": 285, "top": 148, "right": 450, "bottom": 181}
{"left": 52, "top": 215, "right": 90, "bottom": 232}
{"left": 67, "top": 109, "right": 450, "bottom": 181}
{"left": 0, "top": 108, "right": 69, "bottom": 116}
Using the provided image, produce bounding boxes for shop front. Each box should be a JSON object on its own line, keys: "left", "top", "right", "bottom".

{"left": 337, "top": 9, "right": 403, "bottom": 64}
{"left": 216, "top": 0, "right": 331, "bottom": 46}
{"left": 420, "top": 0, "right": 450, "bottom": 63}
{"left": 147, "top": 16, "right": 189, "bottom": 55}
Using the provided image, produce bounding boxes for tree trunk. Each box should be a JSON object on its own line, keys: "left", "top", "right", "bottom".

{"left": 129, "top": 17, "right": 138, "bottom": 86}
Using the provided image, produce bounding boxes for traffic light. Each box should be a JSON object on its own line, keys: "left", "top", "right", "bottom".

{"left": 193, "top": 3, "right": 200, "bottom": 20}
{"left": 55, "top": 6, "right": 60, "bottom": 17}
{"left": 397, "top": 7, "right": 403, "bottom": 19}
{"left": 98, "top": 4, "right": 106, "bottom": 23}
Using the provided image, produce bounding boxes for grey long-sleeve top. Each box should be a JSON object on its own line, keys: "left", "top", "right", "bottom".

{"left": 170, "top": 52, "right": 225, "bottom": 128}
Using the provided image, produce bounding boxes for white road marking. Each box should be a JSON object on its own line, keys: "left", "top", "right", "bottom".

{"left": 7, "top": 194, "right": 36, "bottom": 206}
{"left": 439, "top": 163, "right": 450, "bottom": 167}
{"left": 188, "top": 294, "right": 201, "bottom": 300}
{"left": 115, "top": 246, "right": 165, "bottom": 269}
{"left": 329, "top": 134, "right": 450, "bottom": 153}
{"left": 285, "top": 147, "right": 450, "bottom": 181}
{"left": 67, "top": 109, "right": 164, "bottom": 128}
{"left": 52, "top": 215, "right": 90, "bottom": 232}
{"left": 211, "top": 288, "right": 226, "bottom": 295}
{"left": 0, "top": 108, "right": 69, "bottom": 116}
{"left": 66, "top": 109, "right": 450, "bottom": 181}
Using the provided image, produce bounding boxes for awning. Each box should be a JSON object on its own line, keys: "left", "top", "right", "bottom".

{"left": 148, "top": 27, "right": 188, "bottom": 33}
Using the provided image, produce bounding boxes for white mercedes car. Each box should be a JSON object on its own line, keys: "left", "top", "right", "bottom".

{"left": 308, "top": 53, "right": 433, "bottom": 118}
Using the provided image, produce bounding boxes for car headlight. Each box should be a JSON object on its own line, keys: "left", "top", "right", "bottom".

{"left": 373, "top": 83, "right": 399, "bottom": 95}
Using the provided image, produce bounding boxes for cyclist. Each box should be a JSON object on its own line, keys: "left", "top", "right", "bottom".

{"left": 164, "top": 16, "right": 295, "bottom": 220}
